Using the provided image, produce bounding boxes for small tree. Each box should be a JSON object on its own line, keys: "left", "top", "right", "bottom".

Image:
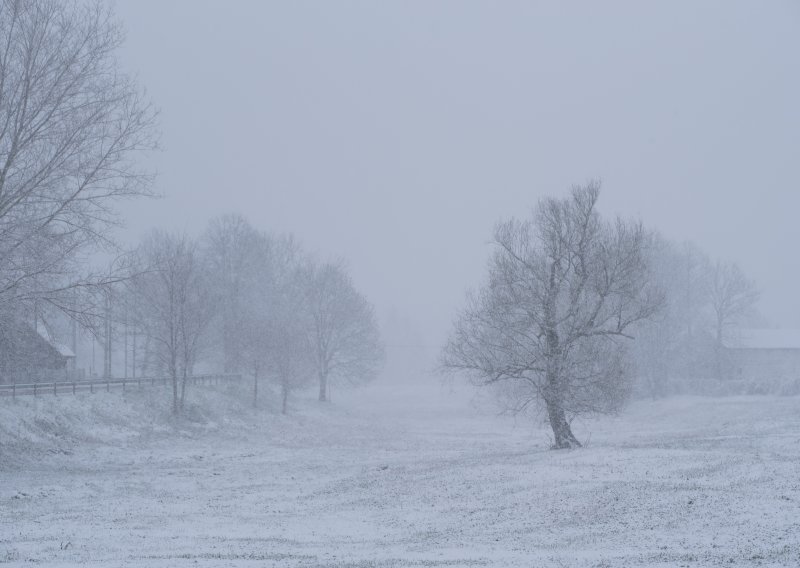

{"left": 443, "top": 182, "right": 661, "bottom": 448}
{"left": 710, "top": 260, "right": 759, "bottom": 348}
{"left": 129, "top": 232, "right": 215, "bottom": 414}
{"left": 305, "top": 262, "right": 384, "bottom": 402}
{"left": 710, "top": 260, "right": 759, "bottom": 378}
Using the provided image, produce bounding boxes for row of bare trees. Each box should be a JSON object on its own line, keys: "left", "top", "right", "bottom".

{"left": 632, "top": 236, "right": 760, "bottom": 397}
{"left": 442, "top": 182, "right": 760, "bottom": 448}
{"left": 126, "top": 216, "right": 384, "bottom": 415}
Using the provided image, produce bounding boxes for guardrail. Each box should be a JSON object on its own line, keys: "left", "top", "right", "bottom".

{"left": 0, "top": 374, "right": 243, "bottom": 399}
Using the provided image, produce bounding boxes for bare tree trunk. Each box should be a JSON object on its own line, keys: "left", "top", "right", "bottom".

{"left": 71, "top": 312, "right": 78, "bottom": 372}
{"left": 714, "top": 319, "right": 724, "bottom": 380}
{"left": 253, "top": 366, "right": 259, "bottom": 408}
{"left": 224, "top": 319, "right": 236, "bottom": 373}
{"left": 180, "top": 367, "right": 188, "bottom": 411}
{"left": 171, "top": 374, "right": 179, "bottom": 415}
{"left": 318, "top": 371, "right": 328, "bottom": 402}
{"left": 542, "top": 262, "right": 580, "bottom": 449}
{"left": 104, "top": 293, "right": 112, "bottom": 378}
{"left": 545, "top": 397, "right": 581, "bottom": 449}
{"left": 281, "top": 382, "right": 288, "bottom": 415}
{"left": 132, "top": 330, "right": 137, "bottom": 379}
{"left": 124, "top": 303, "right": 128, "bottom": 379}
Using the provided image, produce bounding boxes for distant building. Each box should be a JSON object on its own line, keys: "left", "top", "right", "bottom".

{"left": 0, "top": 322, "right": 74, "bottom": 383}
{"left": 723, "top": 329, "right": 800, "bottom": 383}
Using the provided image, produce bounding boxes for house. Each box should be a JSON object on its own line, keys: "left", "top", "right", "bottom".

{"left": 722, "top": 329, "right": 800, "bottom": 383}
{"left": 0, "top": 322, "right": 73, "bottom": 383}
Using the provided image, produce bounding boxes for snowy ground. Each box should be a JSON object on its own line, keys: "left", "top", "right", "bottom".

{"left": 2, "top": 379, "right": 799, "bottom": 567}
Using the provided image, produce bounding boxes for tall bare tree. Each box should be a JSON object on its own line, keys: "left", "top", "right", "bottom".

{"left": 443, "top": 182, "right": 661, "bottom": 448}
{"left": 305, "top": 262, "right": 384, "bottom": 402}
{"left": 0, "top": 0, "right": 158, "bottom": 319}
{"left": 129, "top": 232, "right": 215, "bottom": 414}
{"left": 247, "top": 236, "right": 312, "bottom": 414}
{"left": 203, "top": 214, "right": 265, "bottom": 373}
{"left": 235, "top": 232, "right": 306, "bottom": 410}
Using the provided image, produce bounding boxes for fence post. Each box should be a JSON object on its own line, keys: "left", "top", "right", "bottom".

{"left": 34, "top": 383, "right": 37, "bottom": 397}
{"left": 107, "top": 379, "right": 110, "bottom": 393}
{"left": 123, "top": 377, "right": 126, "bottom": 392}
{"left": 54, "top": 382, "right": 57, "bottom": 396}
{"left": 73, "top": 382, "right": 76, "bottom": 395}
{"left": 12, "top": 383, "right": 15, "bottom": 400}
{"left": 90, "top": 382, "right": 94, "bottom": 394}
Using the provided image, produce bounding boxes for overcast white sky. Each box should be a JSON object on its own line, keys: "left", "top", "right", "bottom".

{"left": 115, "top": 0, "right": 800, "bottom": 347}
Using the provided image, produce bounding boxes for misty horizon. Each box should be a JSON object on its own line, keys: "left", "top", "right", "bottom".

{"left": 114, "top": 0, "right": 800, "bottom": 348}
{"left": 2, "top": 2, "right": 799, "bottom": 566}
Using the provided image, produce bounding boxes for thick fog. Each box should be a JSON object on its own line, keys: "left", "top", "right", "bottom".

{"left": 3, "top": 2, "right": 800, "bottom": 566}
{"left": 115, "top": 0, "right": 800, "bottom": 351}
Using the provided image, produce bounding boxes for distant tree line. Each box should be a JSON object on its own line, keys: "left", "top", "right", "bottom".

{"left": 125, "top": 216, "right": 384, "bottom": 415}
{"left": 631, "top": 234, "right": 759, "bottom": 398}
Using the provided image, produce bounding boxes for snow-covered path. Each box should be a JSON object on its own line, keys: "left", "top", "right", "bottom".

{"left": 2, "top": 383, "right": 799, "bottom": 567}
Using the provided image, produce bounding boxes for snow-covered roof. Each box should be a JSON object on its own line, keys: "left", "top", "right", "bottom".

{"left": 724, "top": 329, "right": 800, "bottom": 350}
{"left": 52, "top": 342, "right": 76, "bottom": 358}
{"left": 36, "top": 326, "right": 75, "bottom": 358}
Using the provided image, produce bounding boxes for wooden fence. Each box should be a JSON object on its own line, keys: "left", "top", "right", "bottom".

{"left": 0, "top": 374, "right": 243, "bottom": 399}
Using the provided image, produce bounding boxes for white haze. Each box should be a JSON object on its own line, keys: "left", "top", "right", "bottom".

{"left": 114, "top": 0, "right": 800, "bottom": 354}
{"left": 4, "top": 2, "right": 800, "bottom": 566}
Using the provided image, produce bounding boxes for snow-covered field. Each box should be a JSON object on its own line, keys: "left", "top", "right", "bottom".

{"left": 2, "top": 380, "right": 799, "bottom": 567}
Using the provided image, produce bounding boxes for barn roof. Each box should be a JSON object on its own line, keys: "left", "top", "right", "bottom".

{"left": 724, "top": 329, "right": 800, "bottom": 350}
{"left": 51, "top": 342, "right": 75, "bottom": 358}
{"left": 36, "top": 327, "right": 75, "bottom": 358}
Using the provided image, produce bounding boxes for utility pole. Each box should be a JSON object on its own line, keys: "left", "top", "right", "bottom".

{"left": 71, "top": 289, "right": 78, "bottom": 377}
{"left": 124, "top": 300, "right": 128, "bottom": 379}
{"left": 132, "top": 326, "right": 137, "bottom": 379}
{"left": 104, "top": 291, "right": 112, "bottom": 378}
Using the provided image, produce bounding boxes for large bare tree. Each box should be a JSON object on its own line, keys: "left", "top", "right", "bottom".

{"left": 443, "top": 182, "right": 661, "bottom": 448}
{"left": 0, "top": 0, "right": 157, "bottom": 319}
{"left": 305, "top": 262, "right": 384, "bottom": 402}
